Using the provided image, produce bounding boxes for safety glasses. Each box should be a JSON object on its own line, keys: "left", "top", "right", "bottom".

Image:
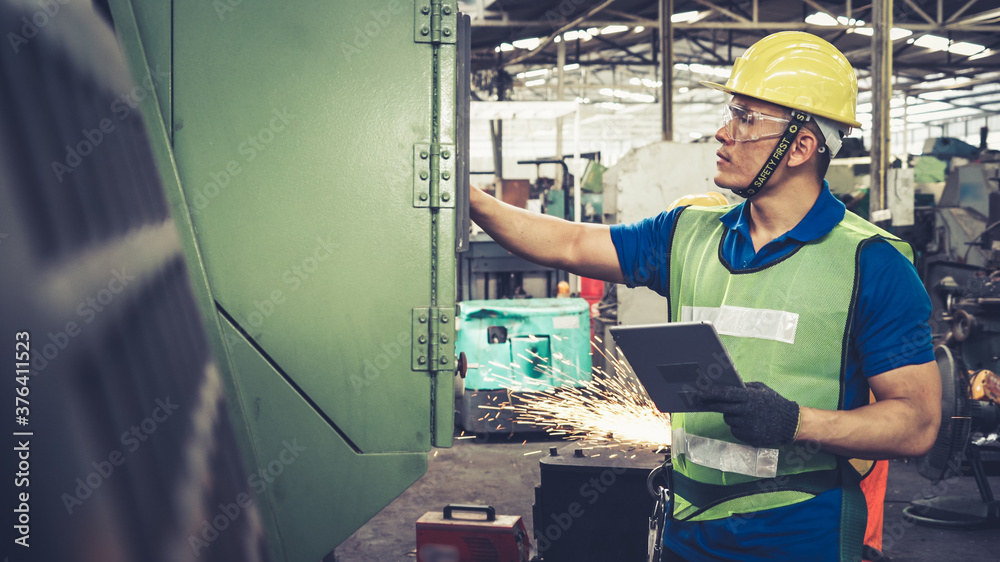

{"left": 722, "top": 104, "right": 792, "bottom": 142}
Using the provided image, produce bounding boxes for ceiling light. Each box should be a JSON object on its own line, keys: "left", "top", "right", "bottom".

{"left": 601, "top": 25, "right": 628, "bottom": 34}
{"left": 634, "top": 26, "right": 645, "bottom": 33}
{"left": 630, "top": 77, "right": 641, "bottom": 85}
{"left": 520, "top": 68, "right": 549, "bottom": 78}
{"left": 913, "top": 34, "right": 950, "bottom": 51}
{"left": 949, "top": 41, "right": 986, "bottom": 56}
{"left": 969, "top": 49, "right": 994, "bottom": 61}
{"left": 679, "top": 86, "right": 689, "bottom": 93}
{"left": 563, "top": 30, "right": 592, "bottom": 42}
{"left": 631, "top": 93, "right": 656, "bottom": 103}
{"left": 599, "top": 88, "right": 614, "bottom": 96}
{"left": 512, "top": 37, "right": 540, "bottom": 50}
{"left": 890, "top": 28, "right": 913, "bottom": 40}
{"left": 689, "top": 132, "right": 703, "bottom": 139}
{"left": 498, "top": 43, "right": 514, "bottom": 52}
{"left": 563, "top": 63, "right": 580, "bottom": 71}
{"left": 525, "top": 78, "right": 546, "bottom": 87}
{"left": 805, "top": 12, "right": 838, "bottom": 26}
{"left": 671, "top": 10, "right": 701, "bottom": 23}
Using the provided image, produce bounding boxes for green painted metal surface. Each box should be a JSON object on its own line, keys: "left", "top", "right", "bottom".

{"left": 110, "top": 0, "right": 462, "bottom": 559}
{"left": 221, "top": 318, "right": 427, "bottom": 561}
{"left": 457, "top": 298, "right": 593, "bottom": 391}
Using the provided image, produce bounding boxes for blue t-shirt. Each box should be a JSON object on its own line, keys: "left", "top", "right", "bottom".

{"left": 610, "top": 185, "right": 934, "bottom": 561}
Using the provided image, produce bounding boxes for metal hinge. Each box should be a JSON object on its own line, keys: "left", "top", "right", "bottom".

{"left": 413, "top": 143, "right": 455, "bottom": 208}
{"left": 412, "top": 307, "right": 456, "bottom": 371}
{"left": 414, "top": 0, "right": 457, "bottom": 44}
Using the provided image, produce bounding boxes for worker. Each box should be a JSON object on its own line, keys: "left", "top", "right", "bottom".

{"left": 469, "top": 31, "right": 941, "bottom": 562}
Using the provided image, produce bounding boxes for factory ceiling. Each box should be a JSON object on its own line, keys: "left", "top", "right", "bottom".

{"left": 460, "top": 0, "right": 1000, "bottom": 147}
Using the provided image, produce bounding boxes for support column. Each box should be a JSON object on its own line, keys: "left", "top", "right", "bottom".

{"left": 556, "top": 38, "right": 566, "bottom": 190}
{"left": 871, "top": 0, "right": 892, "bottom": 225}
{"left": 659, "top": 0, "right": 674, "bottom": 141}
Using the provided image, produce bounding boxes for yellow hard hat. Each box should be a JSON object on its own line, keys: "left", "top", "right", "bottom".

{"left": 668, "top": 192, "right": 729, "bottom": 211}
{"left": 702, "top": 32, "right": 861, "bottom": 129}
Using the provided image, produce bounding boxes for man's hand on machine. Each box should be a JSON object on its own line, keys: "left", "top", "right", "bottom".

{"left": 697, "top": 382, "right": 802, "bottom": 448}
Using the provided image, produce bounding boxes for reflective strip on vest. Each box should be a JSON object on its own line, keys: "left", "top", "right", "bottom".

{"left": 681, "top": 305, "right": 799, "bottom": 344}
{"left": 672, "top": 427, "right": 780, "bottom": 478}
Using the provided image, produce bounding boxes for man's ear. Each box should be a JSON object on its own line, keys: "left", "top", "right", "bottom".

{"left": 785, "top": 129, "right": 820, "bottom": 170}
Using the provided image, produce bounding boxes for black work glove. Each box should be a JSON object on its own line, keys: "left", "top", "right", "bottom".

{"left": 697, "top": 382, "right": 801, "bottom": 448}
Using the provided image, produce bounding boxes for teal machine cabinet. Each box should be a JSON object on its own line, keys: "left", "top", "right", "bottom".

{"left": 456, "top": 299, "right": 592, "bottom": 436}
{"left": 107, "top": 1, "right": 470, "bottom": 560}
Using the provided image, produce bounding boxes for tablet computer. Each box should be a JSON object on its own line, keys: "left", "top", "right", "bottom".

{"left": 609, "top": 322, "right": 744, "bottom": 413}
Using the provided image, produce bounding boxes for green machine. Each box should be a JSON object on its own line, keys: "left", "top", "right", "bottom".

{"left": 456, "top": 298, "right": 592, "bottom": 437}
{"left": 107, "top": 1, "right": 470, "bottom": 560}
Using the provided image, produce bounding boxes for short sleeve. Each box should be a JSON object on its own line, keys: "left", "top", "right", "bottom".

{"left": 609, "top": 207, "right": 683, "bottom": 295}
{"left": 852, "top": 240, "right": 935, "bottom": 377}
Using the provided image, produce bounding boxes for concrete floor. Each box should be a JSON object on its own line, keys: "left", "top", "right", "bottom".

{"left": 335, "top": 435, "right": 1000, "bottom": 562}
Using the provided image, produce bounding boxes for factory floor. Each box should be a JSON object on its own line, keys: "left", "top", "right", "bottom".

{"left": 334, "top": 433, "right": 1000, "bottom": 562}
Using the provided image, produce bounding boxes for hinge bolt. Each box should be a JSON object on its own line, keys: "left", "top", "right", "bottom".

{"left": 441, "top": 335, "right": 449, "bottom": 343}
{"left": 440, "top": 314, "right": 449, "bottom": 323}
{"left": 443, "top": 5, "right": 452, "bottom": 15}
{"left": 419, "top": 314, "right": 428, "bottom": 323}
{"left": 440, "top": 356, "right": 449, "bottom": 364}
{"left": 421, "top": 5, "right": 430, "bottom": 14}
{"left": 442, "top": 27, "right": 452, "bottom": 37}
{"left": 441, "top": 171, "right": 451, "bottom": 180}
{"left": 419, "top": 192, "right": 428, "bottom": 201}
{"left": 418, "top": 355, "right": 427, "bottom": 364}
{"left": 420, "top": 150, "right": 429, "bottom": 159}
{"left": 419, "top": 171, "right": 429, "bottom": 180}
{"left": 420, "top": 25, "right": 430, "bottom": 36}
{"left": 441, "top": 150, "right": 451, "bottom": 159}
{"left": 418, "top": 335, "right": 427, "bottom": 344}
{"left": 441, "top": 192, "right": 451, "bottom": 202}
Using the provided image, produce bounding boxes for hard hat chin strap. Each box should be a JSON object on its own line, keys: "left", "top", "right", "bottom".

{"left": 732, "top": 110, "right": 811, "bottom": 199}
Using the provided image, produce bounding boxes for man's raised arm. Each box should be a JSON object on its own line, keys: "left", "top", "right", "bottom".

{"left": 470, "top": 186, "right": 625, "bottom": 284}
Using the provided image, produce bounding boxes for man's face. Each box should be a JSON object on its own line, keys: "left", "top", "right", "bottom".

{"left": 713, "top": 95, "right": 789, "bottom": 191}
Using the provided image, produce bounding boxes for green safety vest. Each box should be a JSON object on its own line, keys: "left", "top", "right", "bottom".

{"left": 665, "top": 204, "right": 913, "bottom": 555}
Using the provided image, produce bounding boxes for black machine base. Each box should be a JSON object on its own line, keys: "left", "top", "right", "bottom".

{"left": 534, "top": 447, "right": 668, "bottom": 562}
